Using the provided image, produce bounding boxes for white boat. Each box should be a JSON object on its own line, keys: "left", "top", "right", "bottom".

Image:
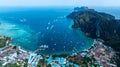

{"left": 39, "top": 45, "right": 48, "bottom": 50}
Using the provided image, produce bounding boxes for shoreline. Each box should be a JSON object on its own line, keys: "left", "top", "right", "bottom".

{"left": 0, "top": 35, "right": 117, "bottom": 67}
{"left": 0, "top": 35, "right": 95, "bottom": 55}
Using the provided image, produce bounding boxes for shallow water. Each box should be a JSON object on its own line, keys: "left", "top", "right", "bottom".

{"left": 0, "top": 7, "right": 94, "bottom": 54}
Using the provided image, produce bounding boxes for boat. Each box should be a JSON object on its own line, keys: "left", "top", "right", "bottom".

{"left": 39, "top": 45, "right": 48, "bottom": 50}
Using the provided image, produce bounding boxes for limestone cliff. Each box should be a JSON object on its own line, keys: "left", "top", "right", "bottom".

{"left": 67, "top": 7, "right": 120, "bottom": 52}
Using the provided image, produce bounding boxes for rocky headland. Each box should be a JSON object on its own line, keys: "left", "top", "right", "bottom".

{"left": 67, "top": 7, "right": 120, "bottom": 53}
{"left": 67, "top": 7, "right": 120, "bottom": 66}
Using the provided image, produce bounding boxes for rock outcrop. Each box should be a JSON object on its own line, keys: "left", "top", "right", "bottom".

{"left": 67, "top": 7, "right": 120, "bottom": 52}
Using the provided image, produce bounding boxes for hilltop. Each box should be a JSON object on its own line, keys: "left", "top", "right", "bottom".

{"left": 67, "top": 7, "right": 120, "bottom": 52}
{"left": 67, "top": 7, "right": 120, "bottom": 66}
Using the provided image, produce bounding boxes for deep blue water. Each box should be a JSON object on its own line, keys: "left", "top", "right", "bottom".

{"left": 2, "top": 7, "right": 119, "bottom": 54}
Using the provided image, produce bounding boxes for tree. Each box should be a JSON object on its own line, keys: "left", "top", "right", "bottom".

{"left": 5, "top": 63, "right": 21, "bottom": 67}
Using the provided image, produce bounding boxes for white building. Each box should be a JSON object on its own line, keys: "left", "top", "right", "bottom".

{"left": 28, "top": 53, "right": 42, "bottom": 67}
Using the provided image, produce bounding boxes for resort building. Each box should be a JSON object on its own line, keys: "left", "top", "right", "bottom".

{"left": 28, "top": 53, "right": 42, "bottom": 67}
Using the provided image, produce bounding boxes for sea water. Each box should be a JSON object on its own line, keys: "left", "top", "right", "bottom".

{"left": 1, "top": 7, "right": 112, "bottom": 54}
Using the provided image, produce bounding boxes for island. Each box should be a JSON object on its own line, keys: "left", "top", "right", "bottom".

{"left": 67, "top": 7, "right": 120, "bottom": 67}
{"left": 67, "top": 7, "right": 120, "bottom": 52}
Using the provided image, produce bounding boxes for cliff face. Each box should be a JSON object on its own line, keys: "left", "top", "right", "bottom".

{"left": 67, "top": 8, "right": 120, "bottom": 51}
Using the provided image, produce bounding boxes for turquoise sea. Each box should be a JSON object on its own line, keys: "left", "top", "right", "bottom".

{"left": 0, "top": 7, "right": 119, "bottom": 54}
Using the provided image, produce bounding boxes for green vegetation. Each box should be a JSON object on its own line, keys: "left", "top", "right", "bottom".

{"left": 67, "top": 55, "right": 92, "bottom": 67}
{"left": 91, "top": 63, "right": 100, "bottom": 67}
{"left": 24, "top": 59, "right": 28, "bottom": 67}
{"left": 0, "top": 38, "right": 7, "bottom": 48}
{"left": 0, "top": 36, "right": 11, "bottom": 48}
{"left": 13, "top": 46, "right": 17, "bottom": 49}
{"left": 116, "top": 53, "right": 120, "bottom": 67}
{"left": 4, "top": 63, "right": 21, "bottom": 67}
{"left": 4, "top": 59, "right": 28, "bottom": 67}
{"left": 68, "top": 64, "right": 74, "bottom": 67}
{"left": 37, "top": 59, "right": 47, "bottom": 67}
{"left": 47, "top": 64, "right": 52, "bottom": 67}
{"left": 0, "top": 63, "right": 2, "bottom": 67}
{"left": 52, "top": 53, "right": 69, "bottom": 58}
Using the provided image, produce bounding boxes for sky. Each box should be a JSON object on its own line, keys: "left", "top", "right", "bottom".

{"left": 0, "top": 0, "right": 119, "bottom": 7}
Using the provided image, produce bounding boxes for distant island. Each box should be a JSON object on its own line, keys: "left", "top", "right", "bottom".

{"left": 67, "top": 7, "right": 120, "bottom": 67}
{"left": 74, "top": 6, "right": 88, "bottom": 12}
